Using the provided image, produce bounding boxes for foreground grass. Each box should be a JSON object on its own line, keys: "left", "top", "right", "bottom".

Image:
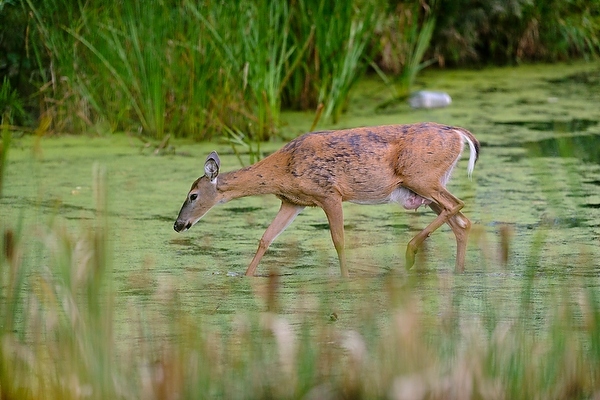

{"left": 1, "top": 185, "right": 600, "bottom": 399}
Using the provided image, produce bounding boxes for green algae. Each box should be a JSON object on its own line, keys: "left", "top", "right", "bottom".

{"left": 1, "top": 62, "right": 599, "bottom": 334}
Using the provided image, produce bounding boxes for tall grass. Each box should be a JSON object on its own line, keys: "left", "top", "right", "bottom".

{"left": 7, "top": 0, "right": 600, "bottom": 141}
{"left": 237, "top": 0, "right": 292, "bottom": 140}
{"left": 0, "top": 77, "right": 26, "bottom": 127}
{"left": 68, "top": 1, "right": 212, "bottom": 139}
{"left": 0, "top": 121, "right": 9, "bottom": 198}
{"left": 0, "top": 78, "right": 17, "bottom": 197}
{"left": 285, "top": 0, "right": 379, "bottom": 123}
{"left": 2, "top": 174, "right": 600, "bottom": 398}
{"left": 87, "top": 1, "right": 167, "bottom": 138}
{"left": 432, "top": 0, "right": 600, "bottom": 65}
{"left": 375, "top": 2, "right": 437, "bottom": 109}
{"left": 23, "top": 0, "right": 87, "bottom": 133}
{"left": 311, "top": 0, "right": 377, "bottom": 123}
{"left": 21, "top": 0, "right": 379, "bottom": 140}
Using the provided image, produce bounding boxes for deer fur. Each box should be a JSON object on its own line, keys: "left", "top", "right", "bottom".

{"left": 174, "top": 122, "right": 480, "bottom": 277}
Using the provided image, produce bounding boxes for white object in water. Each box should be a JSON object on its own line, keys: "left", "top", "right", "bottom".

{"left": 408, "top": 91, "right": 452, "bottom": 109}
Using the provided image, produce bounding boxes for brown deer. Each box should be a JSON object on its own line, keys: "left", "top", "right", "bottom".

{"left": 174, "top": 122, "right": 479, "bottom": 277}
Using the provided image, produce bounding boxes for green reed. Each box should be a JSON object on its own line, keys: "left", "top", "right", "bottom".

{"left": 238, "top": 0, "right": 291, "bottom": 140}
{"left": 286, "top": 0, "right": 379, "bottom": 124}
{"left": 21, "top": 0, "right": 380, "bottom": 141}
{"left": 375, "top": 2, "right": 437, "bottom": 110}
{"left": 0, "top": 119, "right": 9, "bottom": 198}
{"left": 10, "top": 0, "right": 600, "bottom": 143}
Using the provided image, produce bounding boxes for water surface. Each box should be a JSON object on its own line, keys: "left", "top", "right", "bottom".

{"left": 2, "top": 62, "right": 599, "bottom": 335}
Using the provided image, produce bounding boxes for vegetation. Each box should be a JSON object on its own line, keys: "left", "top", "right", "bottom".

{"left": 1, "top": 0, "right": 599, "bottom": 396}
{"left": 374, "top": 1, "right": 438, "bottom": 108}
{"left": 1, "top": 61, "right": 600, "bottom": 398}
{"left": 2, "top": 179, "right": 600, "bottom": 399}
{"left": 431, "top": 0, "right": 600, "bottom": 65}
{"left": 1, "top": 0, "right": 599, "bottom": 140}
{"left": 1, "top": 0, "right": 382, "bottom": 140}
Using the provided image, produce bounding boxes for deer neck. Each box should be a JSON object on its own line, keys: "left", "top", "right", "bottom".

{"left": 217, "top": 161, "right": 279, "bottom": 202}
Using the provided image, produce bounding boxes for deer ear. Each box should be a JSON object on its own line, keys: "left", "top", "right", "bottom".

{"left": 204, "top": 151, "right": 220, "bottom": 182}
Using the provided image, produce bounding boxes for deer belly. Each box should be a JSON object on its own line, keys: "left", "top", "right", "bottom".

{"left": 389, "top": 187, "right": 432, "bottom": 210}
{"left": 347, "top": 187, "right": 431, "bottom": 209}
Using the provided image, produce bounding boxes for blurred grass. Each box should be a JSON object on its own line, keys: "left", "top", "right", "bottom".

{"left": 1, "top": 169, "right": 600, "bottom": 399}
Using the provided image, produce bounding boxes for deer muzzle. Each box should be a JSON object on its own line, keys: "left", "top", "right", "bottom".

{"left": 173, "top": 220, "right": 191, "bottom": 232}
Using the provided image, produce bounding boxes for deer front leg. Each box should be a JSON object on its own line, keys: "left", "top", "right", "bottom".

{"left": 245, "top": 202, "right": 304, "bottom": 276}
{"left": 321, "top": 199, "right": 348, "bottom": 278}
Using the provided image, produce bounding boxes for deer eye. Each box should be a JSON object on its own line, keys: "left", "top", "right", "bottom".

{"left": 189, "top": 193, "right": 198, "bottom": 201}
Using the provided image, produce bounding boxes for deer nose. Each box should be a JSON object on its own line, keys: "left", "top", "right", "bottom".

{"left": 173, "top": 220, "right": 185, "bottom": 232}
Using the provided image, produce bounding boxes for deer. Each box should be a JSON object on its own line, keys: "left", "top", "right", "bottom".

{"left": 174, "top": 122, "right": 480, "bottom": 277}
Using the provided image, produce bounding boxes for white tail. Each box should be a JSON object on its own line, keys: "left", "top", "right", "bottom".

{"left": 174, "top": 122, "right": 480, "bottom": 277}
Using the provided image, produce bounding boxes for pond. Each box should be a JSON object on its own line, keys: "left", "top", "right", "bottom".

{"left": 2, "top": 62, "right": 599, "bottom": 339}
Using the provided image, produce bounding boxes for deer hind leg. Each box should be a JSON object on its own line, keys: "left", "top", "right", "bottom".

{"left": 428, "top": 202, "right": 472, "bottom": 273}
{"left": 320, "top": 198, "right": 348, "bottom": 278}
{"left": 405, "top": 188, "right": 465, "bottom": 271}
{"left": 245, "top": 201, "right": 304, "bottom": 276}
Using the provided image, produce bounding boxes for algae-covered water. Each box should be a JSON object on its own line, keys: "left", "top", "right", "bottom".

{"left": 2, "top": 62, "right": 599, "bottom": 330}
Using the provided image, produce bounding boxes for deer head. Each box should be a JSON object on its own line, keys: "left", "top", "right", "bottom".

{"left": 173, "top": 151, "right": 221, "bottom": 232}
